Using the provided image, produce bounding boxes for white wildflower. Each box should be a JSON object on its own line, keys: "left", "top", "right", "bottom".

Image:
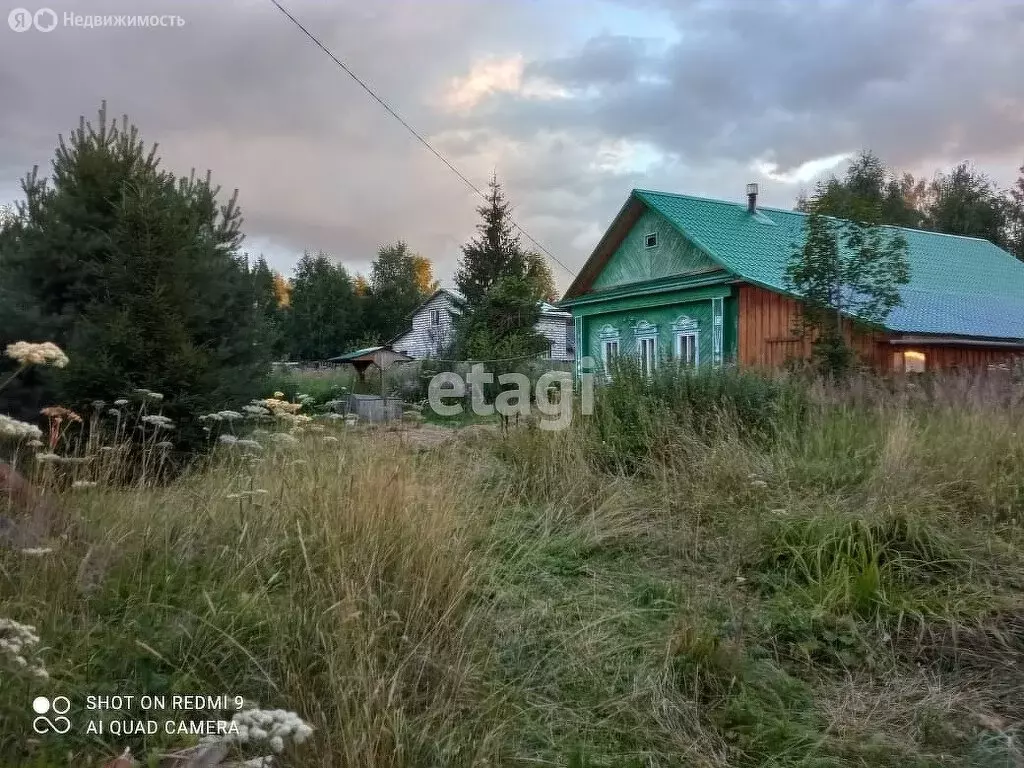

{"left": 142, "top": 414, "right": 175, "bottom": 430}
{"left": 749, "top": 480, "right": 768, "bottom": 490}
{"left": 322, "top": 436, "right": 339, "bottom": 444}
{"left": 155, "top": 441, "right": 173, "bottom": 450}
{"left": 34, "top": 452, "right": 61, "bottom": 462}
{"left": 0, "top": 414, "right": 43, "bottom": 441}
{"left": 71, "top": 480, "right": 97, "bottom": 489}
{"left": 269, "top": 736, "right": 284, "bottom": 753}
{"left": 20, "top": 547, "right": 53, "bottom": 556}
{"left": 218, "top": 410, "right": 244, "bottom": 420}
{"left": 243, "top": 405, "right": 270, "bottom": 416}
{"left": 27, "top": 438, "right": 43, "bottom": 448}
{"left": 5, "top": 341, "right": 69, "bottom": 368}
{"left": 146, "top": 392, "right": 163, "bottom": 402}
{"left": 236, "top": 439, "right": 263, "bottom": 452}
{"left": 218, "top": 434, "right": 238, "bottom": 445}
{"left": 113, "top": 398, "right": 129, "bottom": 406}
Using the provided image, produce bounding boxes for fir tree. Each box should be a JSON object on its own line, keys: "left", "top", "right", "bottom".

{"left": 455, "top": 175, "right": 527, "bottom": 308}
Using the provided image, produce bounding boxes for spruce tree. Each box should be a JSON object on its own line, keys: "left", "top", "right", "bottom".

{"left": 455, "top": 175, "right": 527, "bottom": 308}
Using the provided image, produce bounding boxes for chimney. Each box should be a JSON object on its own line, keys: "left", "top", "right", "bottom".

{"left": 746, "top": 182, "right": 758, "bottom": 214}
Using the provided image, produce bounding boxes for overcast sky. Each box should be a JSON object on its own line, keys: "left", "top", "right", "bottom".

{"left": 2, "top": 0, "right": 1023, "bottom": 293}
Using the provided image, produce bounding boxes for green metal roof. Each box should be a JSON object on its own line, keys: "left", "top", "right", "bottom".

{"left": 631, "top": 189, "right": 1024, "bottom": 340}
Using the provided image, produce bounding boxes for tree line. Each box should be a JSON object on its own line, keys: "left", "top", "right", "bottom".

{"left": 795, "top": 150, "right": 1024, "bottom": 260}
{"left": 252, "top": 174, "right": 559, "bottom": 363}
{"left": 0, "top": 104, "right": 558, "bottom": 451}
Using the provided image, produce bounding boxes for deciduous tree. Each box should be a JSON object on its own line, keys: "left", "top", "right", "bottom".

{"left": 786, "top": 192, "right": 910, "bottom": 377}
{"left": 923, "top": 162, "right": 1008, "bottom": 246}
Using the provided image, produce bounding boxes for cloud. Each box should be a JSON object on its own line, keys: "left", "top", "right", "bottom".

{"left": 757, "top": 153, "right": 853, "bottom": 185}
{"left": 442, "top": 56, "right": 569, "bottom": 114}
{"left": 0, "top": 0, "right": 1021, "bottom": 299}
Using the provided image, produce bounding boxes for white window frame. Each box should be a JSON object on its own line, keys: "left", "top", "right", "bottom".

{"left": 672, "top": 315, "right": 699, "bottom": 368}
{"left": 634, "top": 321, "right": 659, "bottom": 378}
{"left": 429, "top": 308, "right": 440, "bottom": 326}
{"left": 644, "top": 232, "right": 658, "bottom": 249}
{"left": 639, "top": 337, "right": 657, "bottom": 377}
{"left": 712, "top": 297, "right": 724, "bottom": 367}
{"left": 597, "top": 324, "right": 620, "bottom": 379}
{"left": 676, "top": 332, "right": 698, "bottom": 367}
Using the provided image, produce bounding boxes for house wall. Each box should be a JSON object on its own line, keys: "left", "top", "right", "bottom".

{"left": 536, "top": 313, "right": 574, "bottom": 361}
{"left": 577, "top": 288, "right": 737, "bottom": 371}
{"left": 393, "top": 294, "right": 575, "bottom": 362}
{"left": 392, "top": 292, "right": 458, "bottom": 358}
{"left": 736, "top": 283, "right": 888, "bottom": 369}
{"left": 592, "top": 209, "right": 720, "bottom": 290}
{"left": 737, "top": 283, "right": 1022, "bottom": 372}
{"left": 894, "top": 345, "right": 1021, "bottom": 371}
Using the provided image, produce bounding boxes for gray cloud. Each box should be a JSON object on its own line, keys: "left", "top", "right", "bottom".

{"left": 1, "top": 0, "right": 1022, "bottom": 293}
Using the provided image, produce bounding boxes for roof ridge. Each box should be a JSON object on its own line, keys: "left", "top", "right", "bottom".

{"left": 634, "top": 188, "right": 999, "bottom": 245}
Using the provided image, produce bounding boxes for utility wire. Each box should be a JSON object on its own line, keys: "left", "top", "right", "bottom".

{"left": 267, "top": 0, "right": 576, "bottom": 278}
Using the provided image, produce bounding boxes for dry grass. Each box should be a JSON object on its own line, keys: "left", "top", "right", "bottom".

{"left": 1, "top": 369, "right": 1023, "bottom": 767}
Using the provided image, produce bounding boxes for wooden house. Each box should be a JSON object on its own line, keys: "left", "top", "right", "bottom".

{"left": 560, "top": 187, "right": 1024, "bottom": 373}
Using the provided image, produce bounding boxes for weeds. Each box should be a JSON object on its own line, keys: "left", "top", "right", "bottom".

{"left": 1, "top": 363, "right": 1022, "bottom": 766}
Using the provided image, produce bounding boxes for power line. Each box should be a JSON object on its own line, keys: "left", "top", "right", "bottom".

{"left": 267, "top": 0, "right": 576, "bottom": 278}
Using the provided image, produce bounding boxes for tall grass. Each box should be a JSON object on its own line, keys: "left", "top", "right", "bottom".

{"left": 2, "top": 367, "right": 1022, "bottom": 766}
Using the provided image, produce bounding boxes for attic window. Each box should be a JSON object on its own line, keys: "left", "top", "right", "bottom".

{"left": 644, "top": 232, "right": 658, "bottom": 249}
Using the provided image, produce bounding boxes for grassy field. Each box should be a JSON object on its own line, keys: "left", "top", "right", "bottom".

{"left": 1, "top": 368, "right": 1022, "bottom": 767}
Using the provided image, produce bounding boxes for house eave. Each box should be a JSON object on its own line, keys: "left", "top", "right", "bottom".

{"left": 558, "top": 270, "right": 733, "bottom": 309}
{"left": 888, "top": 335, "right": 1024, "bottom": 349}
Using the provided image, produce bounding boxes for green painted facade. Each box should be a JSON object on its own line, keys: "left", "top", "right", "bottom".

{"left": 565, "top": 206, "right": 738, "bottom": 373}
{"left": 592, "top": 209, "right": 719, "bottom": 290}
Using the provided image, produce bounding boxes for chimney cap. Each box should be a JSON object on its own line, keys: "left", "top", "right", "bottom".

{"left": 746, "top": 182, "right": 759, "bottom": 196}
